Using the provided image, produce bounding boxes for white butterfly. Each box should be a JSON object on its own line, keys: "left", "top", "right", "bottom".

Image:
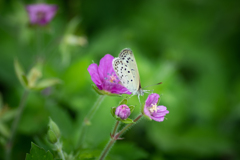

{"left": 112, "top": 48, "right": 147, "bottom": 101}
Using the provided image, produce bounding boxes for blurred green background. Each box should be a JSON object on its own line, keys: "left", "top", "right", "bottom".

{"left": 0, "top": 0, "right": 240, "bottom": 159}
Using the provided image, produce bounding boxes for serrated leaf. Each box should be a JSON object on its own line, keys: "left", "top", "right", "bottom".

{"left": 25, "top": 142, "right": 54, "bottom": 160}
{"left": 33, "top": 78, "right": 62, "bottom": 90}
{"left": 120, "top": 118, "right": 134, "bottom": 124}
{"left": 111, "top": 107, "right": 116, "bottom": 117}
{"left": 118, "top": 98, "right": 128, "bottom": 105}
{"left": 129, "top": 105, "right": 135, "bottom": 113}
{"left": 14, "top": 58, "right": 27, "bottom": 88}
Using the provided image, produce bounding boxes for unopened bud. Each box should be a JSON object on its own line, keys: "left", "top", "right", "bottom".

{"left": 115, "top": 105, "right": 131, "bottom": 120}
{"left": 47, "top": 130, "right": 58, "bottom": 144}
{"left": 48, "top": 118, "right": 60, "bottom": 139}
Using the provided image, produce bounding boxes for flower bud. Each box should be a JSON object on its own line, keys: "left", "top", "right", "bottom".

{"left": 48, "top": 118, "right": 60, "bottom": 139}
{"left": 115, "top": 104, "right": 131, "bottom": 120}
{"left": 47, "top": 130, "right": 58, "bottom": 144}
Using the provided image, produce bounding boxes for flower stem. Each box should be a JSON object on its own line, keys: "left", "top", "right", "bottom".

{"left": 77, "top": 95, "right": 105, "bottom": 148}
{"left": 112, "top": 121, "right": 119, "bottom": 136}
{"left": 56, "top": 140, "right": 65, "bottom": 160}
{"left": 98, "top": 114, "right": 143, "bottom": 160}
{"left": 98, "top": 138, "right": 115, "bottom": 160}
{"left": 5, "top": 90, "right": 29, "bottom": 160}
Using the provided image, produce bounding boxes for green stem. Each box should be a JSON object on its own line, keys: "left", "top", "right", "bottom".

{"left": 77, "top": 95, "right": 105, "bottom": 148}
{"left": 56, "top": 140, "right": 65, "bottom": 160}
{"left": 112, "top": 121, "right": 119, "bottom": 136}
{"left": 99, "top": 114, "right": 143, "bottom": 160}
{"left": 5, "top": 90, "right": 29, "bottom": 160}
{"left": 98, "top": 138, "right": 115, "bottom": 160}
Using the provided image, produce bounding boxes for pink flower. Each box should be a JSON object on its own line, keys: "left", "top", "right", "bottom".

{"left": 115, "top": 105, "right": 131, "bottom": 120}
{"left": 26, "top": 4, "right": 58, "bottom": 26}
{"left": 144, "top": 93, "right": 169, "bottom": 122}
{"left": 88, "top": 54, "right": 131, "bottom": 95}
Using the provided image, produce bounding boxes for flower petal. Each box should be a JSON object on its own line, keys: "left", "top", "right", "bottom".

{"left": 151, "top": 116, "right": 165, "bottom": 122}
{"left": 98, "top": 54, "right": 115, "bottom": 81}
{"left": 144, "top": 104, "right": 152, "bottom": 118}
{"left": 87, "top": 63, "right": 102, "bottom": 90}
{"left": 145, "top": 93, "right": 160, "bottom": 107}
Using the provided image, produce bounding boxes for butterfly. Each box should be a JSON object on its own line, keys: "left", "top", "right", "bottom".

{"left": 112, "top": 48, "right": 147, "bottom": 101}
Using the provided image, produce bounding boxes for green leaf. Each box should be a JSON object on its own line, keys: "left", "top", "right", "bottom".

{"left": 0, "top": 122, "right": 10, "bottom": 137}
{"left": 143, "top": 114, "right": 152, "bottom": 121}
{"left": 92, "top": 85, "right": 104, "bottom": 95}
{"left": 33, "top": 78, "right": 62, "bottom": 90}
{"left": 0, "top": 92, "right": 2, "bottom": 110}
{"left": 107, "top": 142, "right": 148, "bottom": 160}
{"left": 111, "top": 107, "right": 116, "bottom": 117}
{"left": 129, "top": 105, "right": 135, "bottom": 113}
{"left": 118, "top": 98, "right": 128, "bottom": 105}
{"left": 14, "top": 58, "right": 28, "bottom": 88}
{"left": 91, "top": 85, "right": 121, "bottom": 96}
{"left": 25, "top": 142, "right": 54, "bottom": 160}
{"left": 1, "top": 109, "right": 17, "bottom": 122}
{"left": 119, "top": 118, "right": 134, "bottom": 124}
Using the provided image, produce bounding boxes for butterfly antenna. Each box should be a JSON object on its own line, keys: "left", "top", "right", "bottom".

{"left": 143, "top": 82, "right": 162, "bottom": 89}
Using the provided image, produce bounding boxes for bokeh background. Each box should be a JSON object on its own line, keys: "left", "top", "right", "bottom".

{"left": 0, "top": 0, "right": 240, "bottom": 159}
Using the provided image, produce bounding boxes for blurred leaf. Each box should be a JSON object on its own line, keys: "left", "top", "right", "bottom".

{"left": 33, "top": 78, "right": 62, "bottom": 90}
{"left": 0, "top": 93, "right": 2, "bottom": 110}
{"left": 75, "top": 149, "right": 100, "bottom": 160}
{"left": 14, "top": 58, "right": 28, "bottom": 88}
{"left": 27, "top": 67, "right": 42, "bottom": 88}
{"left": 128, "top": 105, "right": 135, "bottom": 113}
{"left": 0, "top": 122, "right": 10, "bottom": 138}
{"left": 118, "top": 98, "right": 128, "bottom": 105}
{"left": 111, "top": 107, "right": 116, "bottom": 117}
{"left": 0, "top": 109, "right": 17, "bottom": 122}
{"left": 26, "top": 142, "right": 54, "bottom": 160}
{"left": 106, "top": 142, "right": 148, "bottom": 160}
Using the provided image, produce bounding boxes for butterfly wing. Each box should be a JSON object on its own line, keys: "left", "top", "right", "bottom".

{"left": 112, "top": 48, "right": 141, "bottom": 94}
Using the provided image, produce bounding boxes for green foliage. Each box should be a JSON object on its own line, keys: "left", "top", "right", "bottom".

{"left": 0, "top": 0, "right": 240, "bottom": 159}
{"left": 26, "top": 142, "right": 53, "bottom": 160}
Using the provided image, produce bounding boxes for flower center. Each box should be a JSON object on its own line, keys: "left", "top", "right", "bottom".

{"left": 105, "top": 72, "right": 119, "bottom": 83}
{"left": 36, "top": 11, "right": 46, "bottom": 21}
{"left": 149, "top": 103, "right": 158, "bottom": 113}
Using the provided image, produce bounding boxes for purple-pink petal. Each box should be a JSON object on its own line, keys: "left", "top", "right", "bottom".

{"left": 87, "top": 54, "right": 131, "bottom": 95}
{"left": 144, "top": 94, "right": 169, "bottom": 122}
{"left": 115, "top": 105, "right": 130, "bottom": 119}
{"left": 98, "top": 54, "right": 114, "bottom": 81}
{"left": 145, "top": 93, "right": 160, "bottom": 107}
{"left": 87, "top": 63, "right": 102, "bottom": 89}
{"left": 26, "top": 4, "right": 57, "bottom": 25}
{"left": 151, "top": 116, "right": 165, "bottom": 122}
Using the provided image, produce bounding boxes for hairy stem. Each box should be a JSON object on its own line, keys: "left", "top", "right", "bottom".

{"left": 112, "top": 121, "right": 119, "bottom": 136}
{"left": 5, "top": 90, "right": 29, "bottom": 160}
{"left": 77, "top": 95, "right": 106, "bottom": 148}
{"left": 56, "top": 140, "right": 65, "bottom": 160}
{"left": 99, "top": 114, "right": 143, "bottom": 160}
